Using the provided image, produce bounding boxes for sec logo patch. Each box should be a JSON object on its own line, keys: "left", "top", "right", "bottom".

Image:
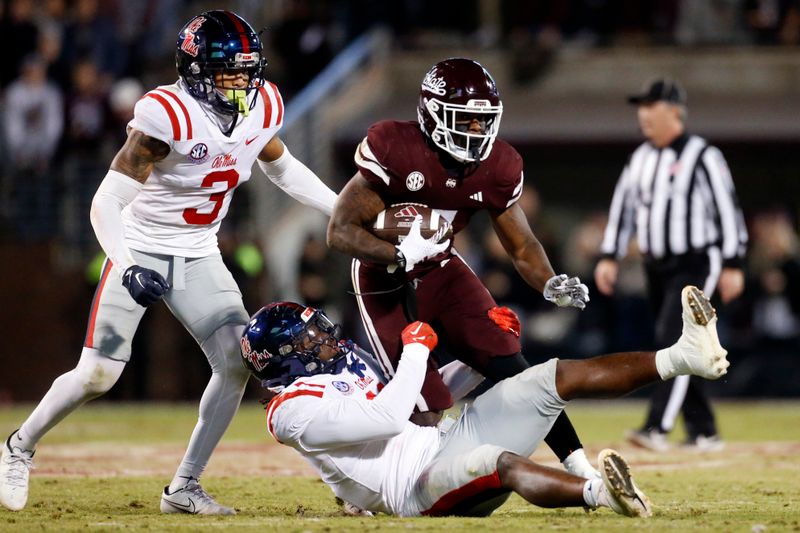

{"left": 188, "top": 143, "right": 209, "bottom": 164}
{"left": 406, "top": 171, "right": 425, "bottom": 191}
{"left": 332, "top": 381, "right": 352, "bottom": 394}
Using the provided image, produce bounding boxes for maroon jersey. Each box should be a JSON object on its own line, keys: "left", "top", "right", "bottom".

{"left": 351, "top": 120, "right": 524, "bottom": 413}
{"left": 354, "top": 120, "right": 524, "bottom": 234}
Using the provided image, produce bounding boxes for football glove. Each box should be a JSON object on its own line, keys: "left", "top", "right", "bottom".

{"left": 401, "top": 321, "right": 438, "bottom": 351}
{"left": 395, "top": 215, "right": 451, "bottom": 272}
{"left": 543, "top": 274, "right": 590, "bottom": 310}
{"left": 488, "top": 306, "right": 521, "bottom": 337}
{"left": 122, "top": 265, "right": 170, "bottom": 307}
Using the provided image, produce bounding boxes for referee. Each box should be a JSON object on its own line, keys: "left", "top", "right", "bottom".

{"left": 594, "top": 78, "right": 747, "bottom": 452}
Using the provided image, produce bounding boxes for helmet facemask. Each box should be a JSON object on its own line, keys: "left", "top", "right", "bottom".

{"left": 245, "top": 306, "right": 346, "bottom": 393}
{"left": 185, "top": 52, "right": 266, "bottom": 116}
{"left": 423, "top": 97, "right": 502, "bottom": 163}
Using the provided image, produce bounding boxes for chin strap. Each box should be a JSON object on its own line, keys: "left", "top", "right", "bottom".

{"left": 226, "top": 89, "right": 249, "bottom": 116}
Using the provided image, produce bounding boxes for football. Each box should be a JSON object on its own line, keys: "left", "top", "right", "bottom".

{"left": 370, "top": 203, "right": 453, "bottom": 246}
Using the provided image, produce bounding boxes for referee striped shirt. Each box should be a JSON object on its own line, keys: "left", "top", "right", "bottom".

{"left": 600, "top": 133, "right": 747, "bottom": 267}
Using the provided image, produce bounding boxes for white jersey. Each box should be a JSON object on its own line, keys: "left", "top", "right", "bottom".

{"left": 123, "top": 80, "right": 284, "bottom": 257}
{"left": 267, "top": 348, "right": 441, "bottom": 516}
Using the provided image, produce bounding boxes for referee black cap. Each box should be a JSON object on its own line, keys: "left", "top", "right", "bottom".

{"left": 627, "top": 78, "right": 687, "bottom": 105}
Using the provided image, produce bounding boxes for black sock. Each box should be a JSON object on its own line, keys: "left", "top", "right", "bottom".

{"left": 545, "top": 411, "right": 584, "bottom": 462}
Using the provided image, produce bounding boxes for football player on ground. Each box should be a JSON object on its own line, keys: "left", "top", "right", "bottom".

{"left": 0, "top": 11, "right": 337, "bottom": 514}
{"left": 243, "top": 286, "right": 729, "bottom": 517}
{"left": 327, "top": 58, "right": 596, "bottom": 478}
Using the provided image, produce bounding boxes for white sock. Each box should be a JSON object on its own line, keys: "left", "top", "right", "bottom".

{"left": 582, "top": 478, "right": 604, "bottom": 508}
{"left": 563, "top": 448, "right": 600, "bottom": 479}
{"left": 655, "top": 346, "right": 681, "bottom": 380}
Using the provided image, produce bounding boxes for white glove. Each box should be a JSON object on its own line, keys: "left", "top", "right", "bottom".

{"left": 395, "top": 215, "right": 451, "bottom": 272}
{"left": 543, "top": 274, "right": 590, "bottom": 310}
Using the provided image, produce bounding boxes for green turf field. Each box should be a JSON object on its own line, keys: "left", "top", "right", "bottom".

{"left": 0, "top": 401, "right": 798, "bottom": 532}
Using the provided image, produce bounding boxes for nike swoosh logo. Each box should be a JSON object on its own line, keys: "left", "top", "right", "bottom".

{"left": 134, "top": 272, "right": 145, "bottom": 286}
{"left": 410, "top": 322, "right": 423, "bottom": 335}
{"left": 165, "top": 497, "right": 195, "bottom": 513}
{"left": 245, "top": 136, "right": 259, "bottom": 145}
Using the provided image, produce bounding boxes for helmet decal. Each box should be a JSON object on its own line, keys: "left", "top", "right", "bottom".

{"left": 421, "top": 71, "right": 447, "bottom": 96}
{"left": 180, "top": 17, "right": 205, "bottom": 57}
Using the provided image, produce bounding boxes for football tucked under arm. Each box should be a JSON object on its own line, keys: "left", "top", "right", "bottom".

{"left": 369, "top": 203, "right": 453, "bottom": 246}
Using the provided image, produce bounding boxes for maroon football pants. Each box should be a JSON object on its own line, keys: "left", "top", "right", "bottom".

{"left": 352, "top": 256, "right": 521, "bottom": 412}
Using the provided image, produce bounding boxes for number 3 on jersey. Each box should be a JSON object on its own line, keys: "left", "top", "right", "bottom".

{"left": 182, "top": 169, "right": 239, "bottom": 225}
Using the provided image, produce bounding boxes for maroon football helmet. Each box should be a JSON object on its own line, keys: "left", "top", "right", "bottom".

{"left": 417, "top": 58, "right": 503, "bottom": 163}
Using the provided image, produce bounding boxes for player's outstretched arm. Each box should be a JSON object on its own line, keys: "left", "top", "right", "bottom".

{"left": 297, "top": 322, "right": 435, "bottom": 448}
{"left": 90, "top": 129, "right": 171, "bottom": 306}
{"left": 257, "top": 136, "right": 338, "bottom": 215}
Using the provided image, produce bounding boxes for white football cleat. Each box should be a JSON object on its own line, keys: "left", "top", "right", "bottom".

{"left": 598, "top": 449, "right": 652, "bottom": 518}
{"left": 0, "top": 432, "right": 34, "bottom": 511}
{"left": 160, "top": 480, "right": 235, "bottom": 515}
{"left": 658, "top": 286, "right": 730, "bottom": 380}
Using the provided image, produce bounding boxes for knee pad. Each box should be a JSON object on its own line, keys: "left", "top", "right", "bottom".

{"left": 74, "top": 347, "right": 126, "bottom": 397}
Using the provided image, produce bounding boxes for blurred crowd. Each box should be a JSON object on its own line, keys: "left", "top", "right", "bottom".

{"left": 0, "top": 0, "right": 798, "bottom": 399}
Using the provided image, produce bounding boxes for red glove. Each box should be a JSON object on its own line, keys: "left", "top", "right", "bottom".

{"left": 401, "top": 321, "right": 438, "bottom": 351}
{"left": 488, "top": 306, "right": 521, "bottom": 337}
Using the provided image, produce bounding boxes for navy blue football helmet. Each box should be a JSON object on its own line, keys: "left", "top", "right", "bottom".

{"left": 240, "top": 302, "right": 347, "bottom": 392}
{"left": 175, "top": 10, "right": 267, "bottom": 115}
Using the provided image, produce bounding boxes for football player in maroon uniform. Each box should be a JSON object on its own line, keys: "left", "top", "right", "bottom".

{"left": 327, "top": 58, "right": 597, "bottom": 478}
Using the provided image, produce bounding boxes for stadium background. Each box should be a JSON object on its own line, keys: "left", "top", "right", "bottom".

{"left": 0, "top": 0, "right": 798, "bottom": 404}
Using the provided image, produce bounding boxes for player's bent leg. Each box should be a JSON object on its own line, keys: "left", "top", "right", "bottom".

{"left": 438, "top": 359, "right": 566, "bottom": 460}
{"left": 496, "top": 451, "right": 586, "bottom": 508}
{"left": 413, "top": 444, "right": 508, "bottom": 517}
{"left": 555, "top": 286, "right": 729, "bottom": 401}
{"left": 162, "top": 322, "right": 248, "bottom": 515}
{"left": 1, "top": 348, "right": 125, "bottom": 511}
{"left": 486, "top": 354, "right": 597, "bottom": 479}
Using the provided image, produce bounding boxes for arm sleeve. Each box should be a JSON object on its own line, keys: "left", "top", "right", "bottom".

{"left": 297, "top": 343, "right": 430, "bottom": 449}
{"left": 90, "top": 170, "right": 142, "bottom": 276}
{"left": 257, "top": 146, "right": 338, "bottom": 216}
{"left": 599, "top": 163, "right": 636, "bottom": 259}
{"left": 702, "top": 147, "right": 748, "bottom": 267}
{"left": 439, "top": 360, "right": 484, "bottom": 402}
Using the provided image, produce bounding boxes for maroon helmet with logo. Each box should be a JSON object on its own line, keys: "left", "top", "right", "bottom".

{"left": 417, "top": 58, "right": 503, "bottom": 163}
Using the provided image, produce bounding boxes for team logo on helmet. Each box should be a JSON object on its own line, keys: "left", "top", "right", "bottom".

{"left": 422, "top": 71, "right": 447, "bottom": 96}
{"left": 406, "top": 171, "right": 425, "bottom": 191}
{"left": 180, "top": 16, "right": 205, "bottom": 57}
{"left": 187, "top": 143, "right": 209, "bottom": 163}
{"left": 240, "top": 336, "right": 270, "bottom": 372}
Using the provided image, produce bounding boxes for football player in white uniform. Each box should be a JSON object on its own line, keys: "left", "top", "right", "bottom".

{"left": 0, "top": 11, "right": 337, "bottom": 514}
{"left": 242, "top": 286, "right": 729, "bottom": 517}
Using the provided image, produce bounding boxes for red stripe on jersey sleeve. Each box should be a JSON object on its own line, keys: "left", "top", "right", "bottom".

{"left": 266, "top": 388, "right": 324, "bottom": 442}
{"left": 258, "top": 86, "right": 272, "bottom": 128}
{"left": 154, "top": 89, "right": 192, "bottom": 140}
{"left": 83, "top": 259, "right": 113, "bottom": 348}
{"left": 145, "top": 92, "right": 181, "bottom": 141}
{"left": 268, "top": 82, "right": 284, "bottom": 126}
